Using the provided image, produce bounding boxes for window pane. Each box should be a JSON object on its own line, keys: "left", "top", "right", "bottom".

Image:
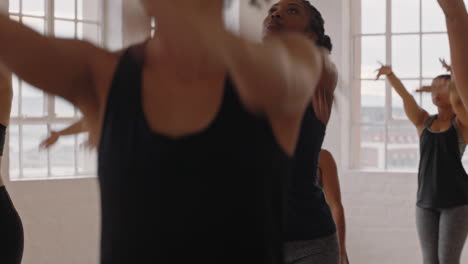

{"left": 361, "top": 80, "right": 385, "bottom": 123}
{"left": 361, "top": 0, "right": 386, "bottom": 34}
{"left": 22, "top": 17, "right": 45, "bottom": 35}
{"left": 11, "top": 75, "right": 19, "bottom": 117}
{"left": 387, "top": 125, "right": 419, "bottom": 170}
{"left": 360, "top": 125, "right": 385, "bottom": 169}
{"left": 55, "top": 20, "right": 76, "bottom": 39}
{"left": 392, "top": 35, "right": 420, "bottom": 78}
{"left": 50, "top": 124, "right": 75, "bottom": 176}
{"left": 9, "top": 0, "right": 19, "bottom": 13}
{"left": 55, "top": 97, "right": 75, "bottom": 117}
{"left": 21, "top": 81, "right": 44, "bottom": 117}
{"left": 392, "top": 80, "right": 421, "bottom": 120}
{"left": 463, "top": 147, "right": 468, "bottom": 171}
{"left": 77, "top": 23, "right": 100, "bottom": 45}
{"left": 9, "top": 15, "right": 20, "bottom": 22}
{"left": 421, "top": 79, "right": 438, "bottom": 115}
{"left": 392, "top": 0, "right": 419, "bottom": 33}
{"left": 78, "top": 0, "right": 99, "bottom": 21}
{"left": 422, "top": 34, "right": 450, "bottom": 78}
{"left": 22, "top": 125, "right": 48, "bottom": 178}
{"left": 361, "top": 36, "right": 386, "bottom": 79}
{"left": 55, "top": 0, "right": 76, "bottom": 19}
{"left": 22, "top": 0, "right": 45, "bottom": 16}
{"left": 77, "top": 133, "right": 96, "bottom": 175}
{"left": 422, "top": 0, "right": 446, "bottom": 32}
{"left": 8, "top": 125, "right": 20, "bottom": 180}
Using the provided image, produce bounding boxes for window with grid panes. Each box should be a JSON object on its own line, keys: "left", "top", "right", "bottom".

{"left": 352, "top": 0, "right": 468, "bottom": 171}
{"left": 7, "top": 0, "right": 102, "bottom": 180}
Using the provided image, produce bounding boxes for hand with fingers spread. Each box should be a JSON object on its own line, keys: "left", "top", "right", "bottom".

{"left": 375, "top": 65, "right": 393, "bottom": 80}
{"left": 440, "top": 58, "right": 452, "bottom": 72}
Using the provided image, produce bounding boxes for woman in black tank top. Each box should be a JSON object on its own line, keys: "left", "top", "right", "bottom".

{"left": 0, "top": 64, "right": 24, "bottom": 264}
{"left": 376, "top": 63, "right": 468, "bottom": 264}
{"left": 262, "top": 1, "right": 340, "bottom": 263}
{"left": 0, "top": 0, "right": 335, "bottom": 263}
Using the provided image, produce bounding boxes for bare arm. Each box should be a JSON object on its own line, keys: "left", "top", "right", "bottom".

{"left": 376, "top": 66, "right": 429, "bottom": 131}
{"left": 319, "top": 150, "right": 347, "bottom": 263}
{"left": 58, "top": 119, "right": 87, "bottom": 136}
{"left": 439, "top": 0, "right": 468, "bottom": 111}
{"left": 216, "top": 33, "right": 325, "bottom": 115}
{"left": 39, "top": 119, "right": 87, "bottom": 149}
{"left": 0, "top": 14, "right": 116, "bottom": 111}
{"left": 150, "top": 1, "right": 324, "bottom": 115}
{"left": 0, "top": 62, "right": 12, "bottom": 126}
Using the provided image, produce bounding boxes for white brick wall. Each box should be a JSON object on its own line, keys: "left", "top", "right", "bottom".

{"left": 338, "top": 171, "right": 468, "bottom": 263}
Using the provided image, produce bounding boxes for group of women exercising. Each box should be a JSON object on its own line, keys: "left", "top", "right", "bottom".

{"left": 1, "top": 0, "right": 467, "bottom": 263}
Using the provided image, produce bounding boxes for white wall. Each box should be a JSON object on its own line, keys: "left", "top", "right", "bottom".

{"left": 236, "top": 1, "right": 464, "bottom": 263}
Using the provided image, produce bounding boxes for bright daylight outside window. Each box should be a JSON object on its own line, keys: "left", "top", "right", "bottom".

{"left": 7, "top": 0, "right": 102, "bottom": 180}
{"left": 353, "top": 0, "right": 468, "bottom": 171}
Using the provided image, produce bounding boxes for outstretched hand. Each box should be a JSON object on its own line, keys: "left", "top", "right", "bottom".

{"left": 440, "top": 58, "right": 452, "bottom": 72}
{"left": 375, "top": 64, "right": 392, "bottom": 80}
{"left": 39, "top": 131, "right": 60, "bottom": 149}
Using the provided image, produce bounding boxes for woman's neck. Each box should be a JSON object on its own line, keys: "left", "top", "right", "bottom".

{"left": 145, "top": 36, "right": 224, "bottom": 78}
{"left": 438, "top": 105, "right": 455, "bottom": 120}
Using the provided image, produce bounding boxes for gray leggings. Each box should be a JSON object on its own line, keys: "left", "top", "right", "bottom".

{"left": 416, "top": 205, "right": 468, "bottom": 264}
{"left": 285, "top": 233, "right": 340, "bottom": 264}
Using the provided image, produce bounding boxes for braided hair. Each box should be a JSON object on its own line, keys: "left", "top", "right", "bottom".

{"left": 247, "top": 0, "right": 332, "bottom": 52}
{"left": 298, "top": 0, "right": 333, "bottom": 52}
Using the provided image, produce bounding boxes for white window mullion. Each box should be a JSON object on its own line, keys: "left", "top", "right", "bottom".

{"left": 18, "top": 124, "right": 23, "bottom": 178}
{"left": 351, "top": 0, "right": 362, "bottom": 169}
{"left": 8, "top": 0, "right": 100, "bottom": 181}
{"left": 384, "top": 0, "right": 392, "bottom": 170}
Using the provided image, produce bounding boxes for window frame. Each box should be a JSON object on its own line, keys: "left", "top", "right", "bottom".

{"left": 350, "top": 0, "right": 454, "bottom": 172}
{"left": 4, "top": 0, "right": 105, "bottom": 180}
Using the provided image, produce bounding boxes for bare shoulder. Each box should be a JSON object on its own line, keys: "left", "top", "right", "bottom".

{"left": 319, "top": 149, "right": 336, "bottom": 167}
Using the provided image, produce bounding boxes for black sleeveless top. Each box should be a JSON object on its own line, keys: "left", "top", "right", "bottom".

{"left": 285, "top": 106, "right": 336, "bottom": 241}
{"left": 417, "top": 115, "right": 468, "bottom": 209}
{"left": 97, "top": 44, "right": 290, "bottom": 264}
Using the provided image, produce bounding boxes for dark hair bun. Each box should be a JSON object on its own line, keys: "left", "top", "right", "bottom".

{"left": 318, "top": 35, "right": 333, "bottom": 53}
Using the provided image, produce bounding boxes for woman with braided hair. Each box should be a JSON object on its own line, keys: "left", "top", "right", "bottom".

{"left": 0, "top": 0, "right": 335, "bottom": 262}
{"left": 262, "top": 1, "right": 341, "bottom": 263}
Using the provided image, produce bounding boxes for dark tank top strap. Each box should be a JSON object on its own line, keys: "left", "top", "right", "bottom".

{"left": 99, "top": 43, "right": 147, "bottom": 151}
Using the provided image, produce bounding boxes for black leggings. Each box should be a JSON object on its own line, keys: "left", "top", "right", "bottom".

{"left": 0, "top": 186, "right": 24, "bottom": 264}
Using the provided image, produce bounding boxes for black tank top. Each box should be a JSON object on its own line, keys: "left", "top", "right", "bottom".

{"left": 97, "top": 44, "right": 290, "bottom": 264}
{"left": 285, "top": 106, "right": 336, "bottom": 241}
{"left": 417, "top": 115, "right": 468, "bottom": 209}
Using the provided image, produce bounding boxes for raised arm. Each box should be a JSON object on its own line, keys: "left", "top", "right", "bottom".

{"left": 216, "top": 32, "right": 325, "bottom": 114}
{"left": 438, "top": 0, "right": 468, "bottom": 110}
{"left": 319, "top": 149, "right": 347, "bottom": 264}
{"left": 0, "top": 14, "right": 116, "bottom": 111}
{"left": 376, "top": 66, "right": 429, "bottom": 131}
